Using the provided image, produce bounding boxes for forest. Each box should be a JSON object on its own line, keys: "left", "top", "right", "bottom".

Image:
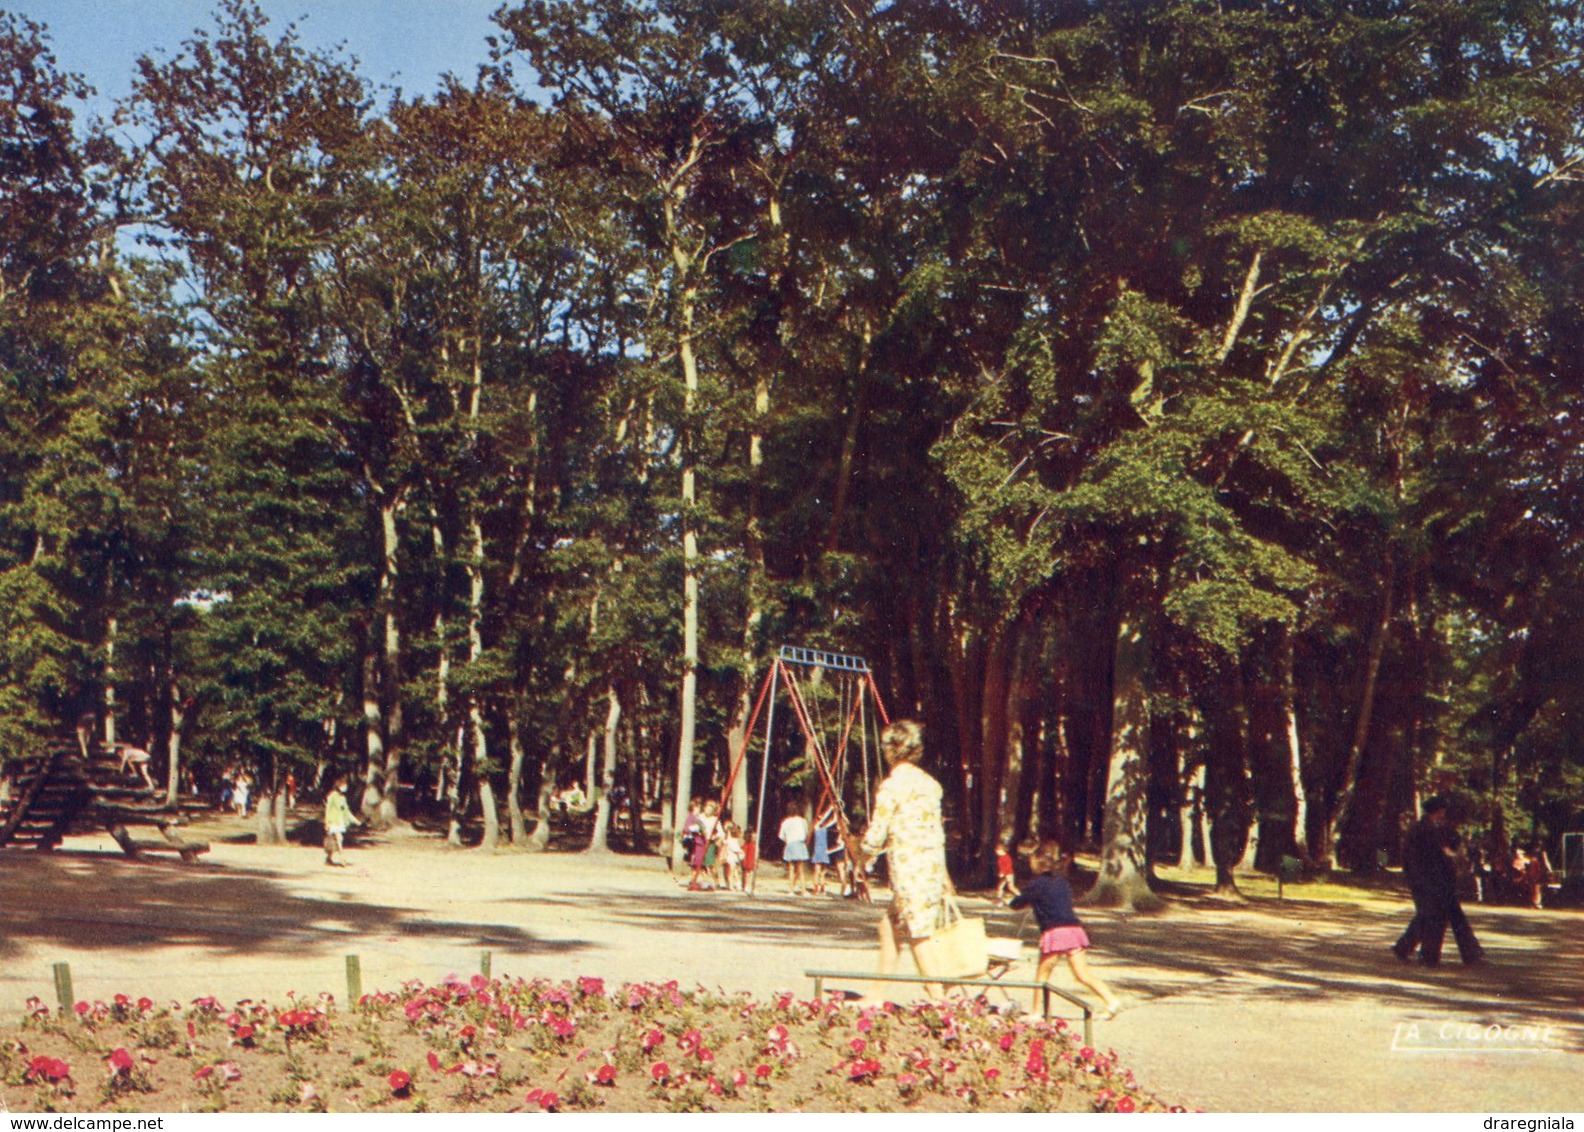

{"left": 3, "top": 0, "right": 1583, "bottom": 904}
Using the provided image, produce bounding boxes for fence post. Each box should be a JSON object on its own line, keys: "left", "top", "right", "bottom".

{"left": 345, "top": 955, "right": 362, "bottom": 1003}
{"left": 480, "top": 951, "right": 492, "bottom": 981}
{"left": 52, "top": 962, "right": 73, "bottom": 1014}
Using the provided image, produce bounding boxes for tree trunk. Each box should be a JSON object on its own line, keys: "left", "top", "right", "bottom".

{"left": 507, "top": 706, "right": 528, "bottom": 845}
{"left": 1087, "top": 602, "right": 1163, "bottom": 911}
{"left": 166, "top": 681, "right": 186, "bottom": 809}
{"left": 359, "top": 640, "right": 386, "bottom": 817}
{"left": 526, "top": 774, "right": 555, "bottom": 852}
{"left": 377, "top": 494, "right": 404, "bottom": 827}
{"left": 586, "top": 684, "right": 621, "bottom": 853}
{"left": 103, "top": 615, "right": 118, "bottom": 749}
{"left": 1325, "top": 554, "right": 1396, "bottom": 869}
{"left": 478, "top": 777, "right": 500, "bottom": 851}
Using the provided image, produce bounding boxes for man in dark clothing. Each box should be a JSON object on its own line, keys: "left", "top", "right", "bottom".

{"left": 1394, "top": 798, "right": 1484, "bottom": 967}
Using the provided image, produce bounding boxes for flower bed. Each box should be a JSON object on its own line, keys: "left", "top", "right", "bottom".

{"left": 1, "top": 977, "right": 1178, "bottom": 1112}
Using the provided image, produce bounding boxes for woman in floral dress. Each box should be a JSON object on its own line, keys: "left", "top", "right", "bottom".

{"left": 860, "top": 720, "right": 951, "bottom": 991}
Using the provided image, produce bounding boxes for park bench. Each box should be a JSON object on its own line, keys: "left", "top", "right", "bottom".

{"left": 804, "top": 968, "right": 1094, "bottom": 1045}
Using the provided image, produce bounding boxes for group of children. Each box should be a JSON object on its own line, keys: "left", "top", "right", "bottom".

{"left": 679, "top": 798, "right": 757, "bottom": 892}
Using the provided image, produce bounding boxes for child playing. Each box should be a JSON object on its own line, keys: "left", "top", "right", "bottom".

{"left": 1011, "top": 842, "right": 1127, "bottom": 1019}
{"left": 995, "top": 837, "right": 1020, "bottom": 905}
{"left": 722, "top": 821, "right": 746, "bottom": 891}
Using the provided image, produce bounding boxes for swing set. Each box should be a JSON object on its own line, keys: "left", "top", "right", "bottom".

{"left": 718, "top": 645, "right": 891, "bottom": 897}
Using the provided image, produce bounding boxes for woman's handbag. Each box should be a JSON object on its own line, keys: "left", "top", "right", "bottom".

{"left": 913, "top": 896, "right": 989, "bottom": 978}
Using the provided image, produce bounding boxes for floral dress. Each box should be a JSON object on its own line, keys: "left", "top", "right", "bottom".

{"left": 861, "top": 762, "right": 949, "bottom": 939}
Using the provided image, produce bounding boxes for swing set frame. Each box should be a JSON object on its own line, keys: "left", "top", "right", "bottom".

{"left": 718, "top": 645, "right": 891, "bottom": 896}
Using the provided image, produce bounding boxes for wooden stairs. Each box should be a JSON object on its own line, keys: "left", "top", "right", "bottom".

{"left": 0, "top": 746, "right": 209, "bottom": 862}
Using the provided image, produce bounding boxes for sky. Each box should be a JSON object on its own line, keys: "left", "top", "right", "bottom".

{"left": 19, "top": 0, "right": 511, "bottom": 123}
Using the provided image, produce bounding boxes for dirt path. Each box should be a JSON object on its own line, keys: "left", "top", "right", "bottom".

{"left": 1, "top": 823, "right": 1578, "bottom": 1112}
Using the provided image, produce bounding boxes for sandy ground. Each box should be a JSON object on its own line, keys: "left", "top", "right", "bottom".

{"left": 1, "top": 819, "right": 1580, "bottom": 1113}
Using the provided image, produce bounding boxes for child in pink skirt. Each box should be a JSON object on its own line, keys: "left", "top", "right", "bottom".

{"left": 1011, "top": 842, "right": 1127, "bottom": 1019}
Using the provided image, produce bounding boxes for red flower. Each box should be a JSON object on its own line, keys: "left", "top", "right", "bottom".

{"left": 525, "top": 1087, "right": 559, "bottom": 1111}
{"left": 427, "top": 1051, "right": 441, "bottom": 1071}
{"left": 897, "top": 1072, "right": 920, "bottom": 1090}
{"left": 849, "top": 1037, "right": 867, "bottom": 1055}
{"left": 650, "top": 1061, "right": 671, "bottom": 1083}
{"left": 642, "top": 1028, "right": 665, "bottom": 1051}
{"left": 113, "top": 994, "right": 130, "bottom": 1007}
{"left": 857, "top": 1015, "right": 874, "bottom": 1033}
{"left": 28, "top": 1056, "right": 71, "bottom": 1083}
{"left": 984, "top": 1068, "right": 1001, "bottom": 1082}
{"left": 1079, "top": 1046, "right": 1095, "bottom": 1061}
{"left": 108, "top": 1048, "right": 135, "bottom": 1074}
{"left": 578, "top": 976, "right": 605, "bottom": 997}
{"left": 733, "top": 1070, "right": 748, "bottom": 1089}
{"left": 1116, "top": 1097, "right": 1137, "bottom": 1113}
{"left": 998, "top": 1032, "right": 1016, "bottom": 1051}
{"left": 707, "top": 1075, "right": 724, "bottom": 1096}
{"left": 73, "top": 1001, "right": 89, "bottom": 1016}
{"left": 388, "top": 1070, "right": 412, "bottom": 1095}
{"left": 1026, "top": 1039, "right": 1048, "bottom": 1080}
{"left": 848, "top": 1058, "right": 882, "bottom": 1081}
{"left": 137, "top": 997, "right": 154, "bottom": 1013}
{"left": 596, "top": 1064, "right": 617, "bottom": 1085}
{"left": 754, "top": 1063, "right": 773, "bottom": 1080}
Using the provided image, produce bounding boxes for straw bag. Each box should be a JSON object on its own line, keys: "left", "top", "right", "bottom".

{"left": 913, "top": 896, "right": 989, "bottom": 978}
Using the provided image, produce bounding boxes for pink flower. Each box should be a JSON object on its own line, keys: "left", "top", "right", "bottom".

{"left": 651, "top": 1061, "right": 671, "bottom": 1083}
{"left": 755, "top": 1063, "right": 772, "bottom": 1079}
{"left": 733, "top": 1070, "right": 749, "bottom": 1089}
{"left": 984, "top": 1067, "right": 1001, "bottom": 1082}
{"left": 857, "top": 1015, "right": 874, "bottom": 1033}
{"left": 897, "top": 1071, "right": 920, "bottom": 1090}
{"left": 389, "top": 1070, "right": 412, "bottom": 1095}
{"left": 642, "top": 1028, "right": 665, "bottom": 1051}
{"left": 137, "top": 997, "right": 154, "bottom": 1013}
{"left": 73, "top": 1001, "right": 89, "bottom": 1016}
{"left": 578, "top": 976, "right": 605, "bottom": 997}
{"left": 998, "top": 1032, "right": 1016, "bottom": 1051}
{"left": 593, "top": 1064, "right": 617, "bottom": 1086}
{"left": 849, "top": 1037, "right": 867, "bottom": 1055}
{"left": 1116, "top": 1097, "right": 1137, "bottom": 1113}
{"left": 427, "top": 1052, "right": 442, "bottom": 1072}
{"left": 1079, "top": 1046, "right": 1095, "bottom": 1061}
{"left": 108, "top": 1048, "right": 135, "bottom": 1075}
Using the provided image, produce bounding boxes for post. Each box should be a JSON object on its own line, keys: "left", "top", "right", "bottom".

{"left": 480, "top": 951, "right": 492, "bottom": 980}
{"left": 53, "top": 962, "right": 73, "bottom": 1014}
{"left": 750, "top": 660, "right": 781, "bottom": 896}
{"left": 345, "top": 955, "right": 362, "bottom": 1003}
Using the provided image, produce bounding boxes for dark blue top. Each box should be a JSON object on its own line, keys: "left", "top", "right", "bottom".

{"left": 1009, "top": 874, "right": 1081, "bottom": 930}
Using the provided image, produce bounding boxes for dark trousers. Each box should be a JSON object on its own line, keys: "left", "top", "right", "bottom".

{"left": 1395, "top": 889, "right": 1483, "bottom": 966}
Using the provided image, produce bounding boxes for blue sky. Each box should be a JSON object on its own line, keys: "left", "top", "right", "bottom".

{"left": 19, "top": 1, "right": 511, "bottom": 122}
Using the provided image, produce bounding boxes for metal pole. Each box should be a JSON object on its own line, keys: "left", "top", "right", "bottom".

{"left": 345, "top": 955, "right": 363, "bottom": 1003}
{"left": 750, "top": 660, "right": 781, "bottom": 896}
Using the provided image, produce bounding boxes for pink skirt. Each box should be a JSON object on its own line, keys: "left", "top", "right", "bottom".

{"left": 1039, "top": 925, "right": 1090, "bottom": 956}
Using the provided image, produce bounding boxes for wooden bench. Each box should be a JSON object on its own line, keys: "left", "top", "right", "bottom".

{"left": 106, "top": 822, "right": 210, "bottom": 864}
{"left": 805, "top": 969, "right": 1094, "bottom": 1044}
